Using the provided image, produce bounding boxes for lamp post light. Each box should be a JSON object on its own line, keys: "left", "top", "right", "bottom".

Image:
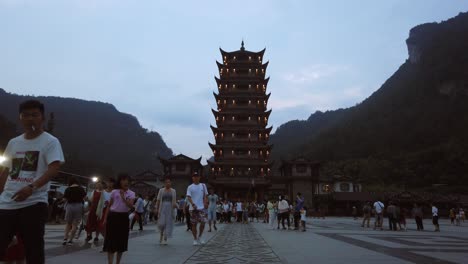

{"left": 0, "top": 155, "right": 6, "bottom": 165}
{"left": 87, "top": 176, "right": 99, "bottom": 193}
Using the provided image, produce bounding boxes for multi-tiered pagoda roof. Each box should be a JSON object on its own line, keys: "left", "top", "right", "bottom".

{"left": 208, "top": 41, "right": 273, "bottom": 200}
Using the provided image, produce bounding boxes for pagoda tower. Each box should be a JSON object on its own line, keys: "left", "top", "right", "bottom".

{"left": 208, "top": 41, "right": 273, "bottom": 201}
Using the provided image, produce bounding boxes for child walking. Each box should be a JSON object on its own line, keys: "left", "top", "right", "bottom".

{"left": 300, "top": 207, "right": 307, "bottom": 232}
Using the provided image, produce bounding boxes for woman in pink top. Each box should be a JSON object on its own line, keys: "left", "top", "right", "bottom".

{"left": 103, "top": 174, "right": 135, "bottom": 264}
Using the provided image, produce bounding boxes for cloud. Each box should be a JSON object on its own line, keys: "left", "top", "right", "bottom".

{"left": 281, "top": 64, "right": 349, "bottom": 84}
{"left": 343, "top": 85, "right": 366, "bottom": 99}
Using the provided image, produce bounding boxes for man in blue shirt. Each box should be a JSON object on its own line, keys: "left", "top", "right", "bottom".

{"left": 130, "top": 194, "right": 145, "bottom": 231}
{"left": 294, "top": 192, "right": 304, "bottom": 230}
{"left": 179, "top": 196, "right": 186, "bottom": 223}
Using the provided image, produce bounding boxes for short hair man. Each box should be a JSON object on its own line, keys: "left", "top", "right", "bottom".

{"left": 186, "top": 172, "right": 208, "bottom": 246}
{"left": 0, "top": 100, "right": 65, "bottom": 263}
{"left": 373, "top": 200, "right": 385, "bottom": 230}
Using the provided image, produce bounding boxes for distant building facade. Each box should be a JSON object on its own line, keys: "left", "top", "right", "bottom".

{"left": 158, "top": 154, "right": 204, "bottom": 198}
{"left": 130, "top": 170, "right": 162, "bottom": 197}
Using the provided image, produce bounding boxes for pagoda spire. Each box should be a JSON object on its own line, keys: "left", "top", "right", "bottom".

{"left": 241, "top": 40, "right": 245, "bottom": 51}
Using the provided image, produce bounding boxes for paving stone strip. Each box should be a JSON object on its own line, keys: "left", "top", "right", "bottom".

{"left": 184, "top": 223, "right": 283, "bottom": 264}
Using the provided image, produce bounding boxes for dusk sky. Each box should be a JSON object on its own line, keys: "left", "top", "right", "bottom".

{"left": 0, "top": 1, "right": 466, "bottom": 162}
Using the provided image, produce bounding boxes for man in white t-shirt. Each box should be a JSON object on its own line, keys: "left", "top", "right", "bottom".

{"left": 373, "top": 200, "right": 385, "bottom": 230}
{"left": 186, "top": 172, "right": 208, "bottom": 246}
{"left": 0, "top": 100, "right": 65, "bottom": 264}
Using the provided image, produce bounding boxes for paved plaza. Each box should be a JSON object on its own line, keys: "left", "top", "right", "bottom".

{"left": 44, "top": 217, "right": 468, "bottom": 264}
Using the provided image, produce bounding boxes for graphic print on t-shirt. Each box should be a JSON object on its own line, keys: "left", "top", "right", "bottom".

{"left": 22, "top": 151, "right": 39, "bottom": 171}
{"left": 9, "top": 151, "right": 39, "bottom": 179}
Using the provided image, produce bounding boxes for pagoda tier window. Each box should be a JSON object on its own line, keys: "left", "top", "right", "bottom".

{"left": 232, "top": 116, "right": 235, "bottom": 121}
{"left": 237, "top": 150, "right": 248, "bottom": 156}
{"left": 231, "top": 133, "right": 235, "bottom": 138}
{"left": 238, "top": 116, "right": 249, "bottom": 121}
{"left": 237, "top": 99, "right": 248, "bottom": 106}
{"left": 248, "top": 116, "right": 251, "bottom": 121}
{"left": 249, "top": 56, "right": 252, "bottom": 60}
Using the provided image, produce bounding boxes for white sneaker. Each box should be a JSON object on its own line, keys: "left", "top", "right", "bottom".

{"left": 198, "top": 238, "right": 206, "bottom": 245}
{"left": 193, "top": 240, "right": 200, "bottom": 246}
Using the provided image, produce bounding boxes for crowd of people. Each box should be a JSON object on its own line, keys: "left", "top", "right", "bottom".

{"left": 0, "top": 100, "right": 466, "bottom": 264}
{"left": 357, "top": 200, "right": 466, "bottom": 232}
{"left": 171, "top": 191, "right": 308, "bottom": 233}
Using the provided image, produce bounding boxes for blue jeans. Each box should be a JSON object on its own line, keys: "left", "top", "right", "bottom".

{"left": 207, "top": 208, "right": 216, "bottom": 221}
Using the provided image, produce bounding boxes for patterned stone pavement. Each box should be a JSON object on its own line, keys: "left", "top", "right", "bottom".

{"left": 184, "top": 223, "right": 282, "bottom": 264}
{"left": 316, "top": 232, "right": 468, "bottom": 264}
{"left": 42, "top": 218, "right": 468, "bottom": 263}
